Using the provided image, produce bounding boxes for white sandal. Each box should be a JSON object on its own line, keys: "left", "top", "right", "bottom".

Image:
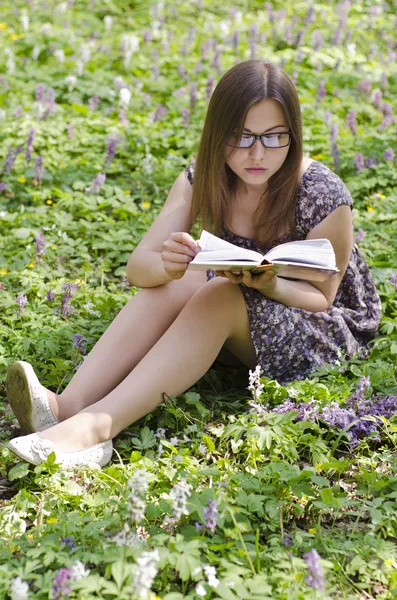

{"left": 7, "top": 433, "right": 113, "bottom": 468}
{"left": 6, "top": 361, "right": 59, "bottom": 433}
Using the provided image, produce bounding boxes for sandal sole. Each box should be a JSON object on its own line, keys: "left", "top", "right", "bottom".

{"left": 6, "top": 362, "right": 35, "bottom": 434}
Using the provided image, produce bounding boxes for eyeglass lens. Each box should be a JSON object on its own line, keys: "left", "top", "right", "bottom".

{"left": 231, "top": 132, "right": 290, "bottom": 148}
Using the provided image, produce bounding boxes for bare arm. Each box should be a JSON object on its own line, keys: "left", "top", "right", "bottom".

{"left": 259, "top": 204, "right": 353, "bottom": 311}
{"left": 126, "top": 171, "right": 196, "bottom": 287}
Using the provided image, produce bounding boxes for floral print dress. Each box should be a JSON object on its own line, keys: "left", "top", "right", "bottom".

{"left": 185, "top": 158, "right": 382, "bottom": 385}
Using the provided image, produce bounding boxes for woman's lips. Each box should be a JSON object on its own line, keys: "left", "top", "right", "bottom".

{"left": 246, "top": 168, "right": 266, "bottom": 173}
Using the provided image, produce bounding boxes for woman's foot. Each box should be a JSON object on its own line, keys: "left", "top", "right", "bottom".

{"left": 38, "top": 411, "right": 111, "bottom": 453}
{"left": 6, "top": 361, "right": 60, "bottom": 433}
{"left": 7, "top": 432, "right": 113, "bottom": 468}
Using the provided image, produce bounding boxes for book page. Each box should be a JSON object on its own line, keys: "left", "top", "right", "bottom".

{"left": 264, "top": 238, "right": 335, "bottom": 269}
{"left": 195, "top": 230, "right": 263, "bottom": 262}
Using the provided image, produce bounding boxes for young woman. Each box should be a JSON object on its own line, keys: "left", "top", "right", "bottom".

{"left": 6, "top": 59, "right": 382, "bottom": 468}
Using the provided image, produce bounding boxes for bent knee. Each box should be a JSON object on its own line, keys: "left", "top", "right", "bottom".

{"left": 192, "top": 275, "right": 245, "bottom": 306}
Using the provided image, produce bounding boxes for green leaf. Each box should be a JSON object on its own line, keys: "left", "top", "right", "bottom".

{"left": 8, "top": 461, "right": 30, "bottom": 481}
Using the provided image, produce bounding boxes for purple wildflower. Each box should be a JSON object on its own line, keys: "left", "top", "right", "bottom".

{"left": 212, "top": 49, "right": 221, "bottom": 72}
{"left": 52, "top": 567, "right": 72, "bottom": 600}
{"left": 72, "top": 334, "right": 87, "bottom": 355}
{"left": 206, "top": 76, "right": 214, "bottom": 100}
{"left": 15, "top": 105, "right": 23, "bottom": 118}
{"left": 389, "top": 274, "right": 397, "bottom": 290}
{"left": 316, "top": 80, "right": 326, "bottom": 102}
{"left": 61, "top": 537, "right": 76, "bottom": 550}
{"left": 365, "top": 157, "right": 377, "bottom": 168}
{"left": 182, "top": 108, "right": 189, "bottom": 127}
{"left": 190, "top": 82, "right": 197, "bottom": 111}
{"left": 312, "top": 30, "right": 323, "bottom": 51}
{"left": 195, "top": 60, "right": 203, "bottom": 74}
{"left": 34, "top": 231, "right": 46, "bottom": 258}
{"left": 347, "top": 111, "right": 357, "bottom": 136}
{"left": 379, "top": 115, "right": 395, "bottom": 131}
{"left": 384, "top": 148, "right": 395, "bottom": 162}
{"left": 4, "top": 147, "right": 17, "bottom": 173}
{"left": 358, "top": 80, "right": 372, "bottom": 95}
{"left": 47, "top": 289, "right": 55, "bottom": 302}
{"left": 347, "top": 376, "right": 371, "bottom": 410}
{"left": 203, "top": 499, "right": 219, "bottom": 534}
{"left": 153, "top": 104, "right": 168, "bottom": 122}
{"left": 355, "top": 229, "right": 366, "bottom": 243}
{"left": 16, "top": 293, "right": 28, "bottom": 314}
{"left": 178, "top": 64, "right": 187, "bottom": 80}
{"left": 232, "top": 31, "right": 239, "bottom": 51}
{"left": 117, "top": 276, "right": 132, "bottom": 291}
{"left": 104, "top": 135, "right": 119, "bottom": 169}
{"left": 35, "top": 83, "right": 46, "bottom": 102}
{"left": 195, "top": 522, "right": 205, "bottom": 533}
{"left": 354, "top": 153, "right": 365, "bottom": 172}
{"left": 25, "top": 127, "right": 36, "bottom": 162}
{"left": 46, "top": 87, "right": 56, "bottom": 114}
{"left": 304, "top": 549, "right": 325, "bottom": 591}
{"left": 0, "top": 182, "right": 6, "bottom": 191}
{"left": 272, "top": 400, "right": 298, "bottom": 414}
{"left": 57, "top": 282, "right": 79, "bottom": 317}
{"left": 35, "top": 156, "right": 44, "bottom": 181}
{"left": 91, "top": 172, "right": 106, "bottom": 193}
{"left": 88, "top": 95, "right": 100, "bottom": 111}
{"left": 372, "top": 89, "right": 382, "bottom": 109}
{"left": 281, "top": 532, "right": 293, "bottom": 547}
{"left": 67, "top": 124, "right": 74, "bottom": 138}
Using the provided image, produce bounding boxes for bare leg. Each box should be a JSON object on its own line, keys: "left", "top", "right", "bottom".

{"left": 40, "top": 277, "right": 256, "bottom": 452}
{"left": 49, "top": 270, "right": 208, "bottom": 421}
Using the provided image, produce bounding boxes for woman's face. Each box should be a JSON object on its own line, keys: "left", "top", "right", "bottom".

{"left": 225, "top": 98, "right": 291, "bottom": 197}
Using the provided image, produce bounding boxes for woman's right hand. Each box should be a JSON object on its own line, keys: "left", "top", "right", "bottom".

{"left": 161, "top": 232, "right": 200, "bottom": 280}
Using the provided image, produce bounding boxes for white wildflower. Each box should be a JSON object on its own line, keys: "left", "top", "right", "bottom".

{"left": 0, "top": 109, "right": 6, "bottom": 122}
{"left": 54, "top": 49, "right": 65, "bottom": 63}
{"left": 196, "top": 582, "right": 207, "bottom": 597}
{"left": 83, "top": 301, "right": 101, "bottom": 317}
{"left": 198, "top": 443, "right": 206, "bottom": 455}
{"left": 10, "top": 577, "right": 29, "bottom": 600}
{"left": 65, "top": 74, "right": 77, "bottom": 91}
{"left": 203, "top": 564, "right": 219, "bottom": 589}
{"left": 41, "top": 23, "right": 52, "bottom": 36}
{"left": 128, "top": 468, "right": 149, "bottom": 524}
{"left": 104, "top": 15, "right": 113, "bottom": 31}
{"left": 248, "top": 365, "right": 264, "bottom": 400}
{"left": 170, "top": 436, "right": 179, "bottom": 446}
{"left": 70, "top": 560, "right": 90, "bottom": 582}
{"left": 75, "top": 60, "right": 84, "bottom": 76}
{"left": 132, "top": 549, "right": 160, "bottom": 600}
{"left": 5, "top": 48, "right": 15, "bottom": 75}
{"left": 219, "top": 21, "right": 230, "bottom": 35}
{"left": 107, "top": 523, "right": 146, "bottom": 547}
{"left": 119, "top": 87, "right": 131, "bottom": 108}
{"left": 248, "top": 401, "right": 266, "bottom": 414}
{"left": 32, "top": 45, "right": 42, "bottom": 60}
{"left": 54, "top": 2, "right": 68, "bottom": 15}
{"left": 20, "top": 12, "right": 29, "bottom": 32}
{"left": 155, "top": 427, "right": 166, "bottom": 438}
{"left": 121, "top": 33, "right": 140, "bottom": 68}
{"left": 163, "top": 479, "right": 191, "bottom": 528}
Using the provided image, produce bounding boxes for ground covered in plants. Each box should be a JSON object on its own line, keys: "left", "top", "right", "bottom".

{"left": 1, "top": 0, "right": 397, "bottom": 598}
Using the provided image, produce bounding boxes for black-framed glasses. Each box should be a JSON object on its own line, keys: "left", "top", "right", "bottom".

{"left": 227, "top": 131, "right": 292, "bottom": 149}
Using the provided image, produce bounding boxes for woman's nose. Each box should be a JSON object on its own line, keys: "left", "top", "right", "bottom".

{"left": 249, "top": 138, "right": 267, "bottom": 158}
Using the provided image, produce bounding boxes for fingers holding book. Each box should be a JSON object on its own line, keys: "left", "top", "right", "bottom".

{"left": 215, "top": 268, "right": 277, "bottom": 295}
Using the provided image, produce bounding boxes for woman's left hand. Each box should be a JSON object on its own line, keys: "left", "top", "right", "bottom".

{"left": 215, "top": 268, "right": 277, "bottom": 295}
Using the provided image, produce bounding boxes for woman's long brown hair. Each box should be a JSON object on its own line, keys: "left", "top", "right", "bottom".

{"left": 189, "top": 59, "right": 303, "bottom": 246}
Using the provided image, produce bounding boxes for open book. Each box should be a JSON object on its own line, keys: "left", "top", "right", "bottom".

{"left": 188, "top": 230, "right": 339, "bottom": 282}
